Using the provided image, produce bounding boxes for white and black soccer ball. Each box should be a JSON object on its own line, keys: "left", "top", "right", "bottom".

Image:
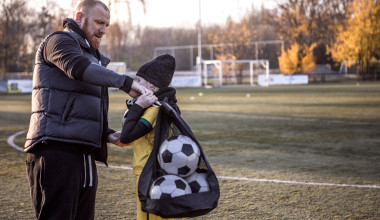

{"left": 149, "top": 175, "right": 192, "bottom": 199}
{"left": 122, "top": 98, "right": 135, "bottom": 125}
{"left": 122, "top": 109, "right": 128, "bottom": 126}
{"left": 158, "top": 135, "right": 200, "bottom": 177}
{"left": 185, "top": 170, "right": 210, "bottom": 193}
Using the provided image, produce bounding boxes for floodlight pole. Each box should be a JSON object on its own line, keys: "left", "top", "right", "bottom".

{"left": 198, "top": 0, "right": 203, "bottom": 82}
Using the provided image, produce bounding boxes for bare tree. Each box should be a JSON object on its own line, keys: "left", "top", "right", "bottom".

{"left": 0, "top": 0, "right": 30, "bottom": 79}
{"left": 105, "top": 21, "right": 124, "bottom": 61}
{"left": 102, "top": 0, "right": 145, "bottom": 59}
{"left": 124, "top": 26, "right": 197, "bottom": 70}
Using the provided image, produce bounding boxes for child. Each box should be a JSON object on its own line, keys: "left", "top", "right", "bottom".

{"left": 119, "top": 54, "right": 179, "bottom": 220}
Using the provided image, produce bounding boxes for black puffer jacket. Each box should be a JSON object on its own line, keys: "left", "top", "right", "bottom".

{"left": 25, "top": 19, "right": 132, "bottom": 163}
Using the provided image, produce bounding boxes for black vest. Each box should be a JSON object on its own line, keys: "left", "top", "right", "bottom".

{"left": 25, "top": 30, "right": 110, "bottom": 153}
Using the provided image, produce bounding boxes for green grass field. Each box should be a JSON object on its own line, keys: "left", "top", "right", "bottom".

{"left": 1, "top": 83, "right": 379, "bottom": 219}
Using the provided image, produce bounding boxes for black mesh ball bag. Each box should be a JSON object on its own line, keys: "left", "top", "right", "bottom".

{"left": 137, "top": 99, "right": 220, "bottom": 218}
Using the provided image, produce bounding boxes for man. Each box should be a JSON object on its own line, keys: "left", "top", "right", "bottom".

{"left": 24, "top": 0, "right": 153, "bottom": 219}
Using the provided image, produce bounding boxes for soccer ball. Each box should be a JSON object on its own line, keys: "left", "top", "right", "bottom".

{"left": 158, "top": 135, "right": 200, "bottom": 177}
{"left": 149, "top": 175, "right": 192, "bottom": 199}
{"left": 122, "top": 98, "right": 135, "bottom": 125}
{"left": 122, "top": 109, "right": 128, "bottom": 126}
{"left": 185, "top": 169, "right": 210, "bottom": 193}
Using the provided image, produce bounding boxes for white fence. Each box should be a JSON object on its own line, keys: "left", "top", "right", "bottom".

{"left": 0, "top": 74, "right": 308, "bottom": 94}
{"left": 1, "top": 80, "right": 33, "bottom": 93}
{"left": 258, "top": 74, "right": 308, "bottom": 86}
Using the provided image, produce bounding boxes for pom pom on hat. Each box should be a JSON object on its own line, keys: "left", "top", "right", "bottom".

{"left": 136, "top": 54, "right": 175, "bottom": 88}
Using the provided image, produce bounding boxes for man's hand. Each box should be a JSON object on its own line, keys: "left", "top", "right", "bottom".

{"left": 108, "top": 131, "right": 132, "bottom": 147}
{"left": 128, "top": 81, "right": 152, "bottom": 98}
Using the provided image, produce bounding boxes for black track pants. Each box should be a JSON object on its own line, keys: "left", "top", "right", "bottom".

{"left": 26, "top": 146, "right": 98, "bottom": 220}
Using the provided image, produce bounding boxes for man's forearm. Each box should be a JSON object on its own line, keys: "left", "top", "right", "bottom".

{"left": 82, "top": 63, "right": 133, "bottom": 92}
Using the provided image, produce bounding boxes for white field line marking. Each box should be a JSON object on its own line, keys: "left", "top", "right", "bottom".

{"left": 217, "top": 176, "right": 380, "bottom": 189}
{"left": 184, "top": 111, "right": 380, "bottom": 126}
{"left": 97, "top": 163, "right": 133, "bottom": 170}
{"left": 7, "top": 129, "right": 27, "bottom": 152}
{"left": 8, "top": 130, "right": 380, "bottom": 189}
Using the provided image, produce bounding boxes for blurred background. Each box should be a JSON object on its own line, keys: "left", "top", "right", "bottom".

{"left": 1, "top": 1, "right": 379, "bottom": 218}
{"left": 0, "top": 0, "right": 379, "bottom": 88}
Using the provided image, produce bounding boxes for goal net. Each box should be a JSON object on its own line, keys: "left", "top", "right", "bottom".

{"left": 201, "top": 59, "right": 269, "bottom": 87}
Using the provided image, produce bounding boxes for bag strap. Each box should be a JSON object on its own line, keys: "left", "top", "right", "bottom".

{"left": 159, "top": 99, "right": 215, "bottom": 171}
{"left": 159, "top": 100, "right": 196, "bottom": 141}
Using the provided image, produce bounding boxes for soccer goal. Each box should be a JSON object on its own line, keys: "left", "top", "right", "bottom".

{"left": 202, "top": 59, "right": 270, "bottom": 87}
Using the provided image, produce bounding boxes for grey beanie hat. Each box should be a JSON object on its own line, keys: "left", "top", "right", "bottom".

{"left": 136, "top": 54, "right": 176, "bottom": 88}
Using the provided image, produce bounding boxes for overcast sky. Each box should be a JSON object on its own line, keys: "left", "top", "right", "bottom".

{"left": 54, "top": 0, "right": 278, "bottom": 28}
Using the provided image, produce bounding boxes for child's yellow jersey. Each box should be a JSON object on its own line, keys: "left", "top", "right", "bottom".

{"left": 132, "top": 106, "right": 159, "bottom": 175}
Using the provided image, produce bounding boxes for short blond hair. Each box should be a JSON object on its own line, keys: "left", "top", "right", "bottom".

{"left": 75, "top": 0, "right": 109, "bottom": 16}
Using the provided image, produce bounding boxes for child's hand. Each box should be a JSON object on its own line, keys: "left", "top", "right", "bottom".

{"left": 108, "top": 131, "right": 133, "bottom": 147}
{"left": 135, "top": 93, "right": 158, "bottom": 109}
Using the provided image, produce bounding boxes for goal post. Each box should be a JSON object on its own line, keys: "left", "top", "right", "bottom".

{"left": 202, "top": 59, "right": 270, "bottom": 87}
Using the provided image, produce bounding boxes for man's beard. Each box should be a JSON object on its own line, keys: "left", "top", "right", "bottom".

{"left": 82, "top": 19, "right": 101, "bottom": 49}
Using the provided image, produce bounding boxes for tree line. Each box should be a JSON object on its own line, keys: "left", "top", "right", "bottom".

{"left": 0, "top": 0, "right": 379, "bottom": 80}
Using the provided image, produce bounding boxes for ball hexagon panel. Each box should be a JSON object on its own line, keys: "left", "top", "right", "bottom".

{"left": 149, "top": 175, "right": 191, "bottom": 199}
{"left": 185, "top": 170, "right": 210, "bottom": 193}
